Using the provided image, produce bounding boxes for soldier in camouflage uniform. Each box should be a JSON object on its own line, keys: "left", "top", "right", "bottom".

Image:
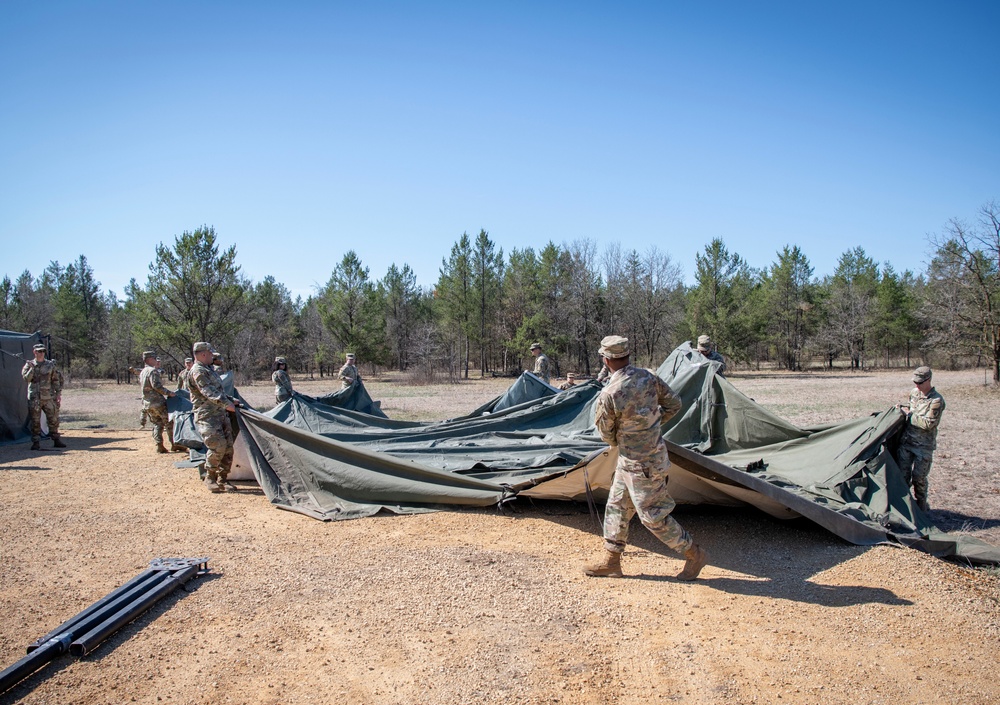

{"left": 21, "top": 343, "right": 65, "bottom": 450}
{"left": 585, "top": 335, "right": 708, "bottom": 581}
{"left": 557, "top": 373, "right": 577, "bottom": 391}
{"left": 338, "top": 353, "right": 359, "bottom": 389}
{"left": 176, "top": 357, "right": 194, "bottom": 392}
{"left": 895, "top": 366, "right": 945, "bottom": 512}
{"left": 139, "top": 351, "right": 177, "bottom": 453}
{"left": 189, "top": 342, "right": 238, "bottom": 493}
{"left": 530, "top": 343, "right": 550, "bottom": 385}
{"left": 272, "top": 356, "right": 294, "bottom": 403}
{"left": 696, "top": 335, "right": 727, "bottom": 376}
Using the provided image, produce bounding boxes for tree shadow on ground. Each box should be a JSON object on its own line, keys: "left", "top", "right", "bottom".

{"left": 0, "top": 570, "right": 219, "bottom": 703}
{"left": 513, "top": 500, "right": 912, "bottom": 608}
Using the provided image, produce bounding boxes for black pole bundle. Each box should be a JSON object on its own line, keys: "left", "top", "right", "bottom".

{"left": 0, "top": 557, "right": 209, "bottom": 696}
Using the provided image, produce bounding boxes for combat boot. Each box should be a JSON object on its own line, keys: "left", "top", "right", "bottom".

{"left": 204, "top": 474, "right": 222, "bottom": 493}
{"left": 30, "top": 440, "right": 40, "bottom": 451}
{"left": 676, "top": 544, "right": 707, "bottom": 581}
{"left": 155, "top": 443, "right": 169, "bottom": 454}
{"left": 52, "top": 437, "right": 66, "bottom": 448}
{"left": 584, "top": 550, "right": 623, "bottom": 578}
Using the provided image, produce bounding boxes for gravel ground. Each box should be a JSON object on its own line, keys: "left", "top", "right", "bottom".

{"left": 1, "top": 369, "right": 998, "bottom": 704}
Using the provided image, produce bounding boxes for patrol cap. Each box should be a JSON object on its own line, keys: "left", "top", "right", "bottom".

{"left": 530, "top": 342, "right": 542, "bottom": 351}
{"left": 184, "top": 357, "right": 194, "bottom": 364}
{"left": 697, "top": 335, "right": 712, "bottom": 352}
{"left": 598, "top": 335, "right": 629, "bottom": 359}
{"left": 912, "top": 366, "right": 932, "bottom": 384}
{"left": 142, "top": 350, "right": 156, "bottom": 360}
{"left": 346, "top": 353, "right": 356, "bottom": 360}
{"left": 32, "top": 343, "right": 47, "bottom": 352}
{"left": 275, "top": 356, "right": 286, "bottom": 364}
{"left": 566, "top": 373, "right": 576, "bottom": 379}
{"left": 213, "top": 353, "right": 224, "bottom": 362}
{"left": 192, "top": 342, "right": 212, "bottom": 353}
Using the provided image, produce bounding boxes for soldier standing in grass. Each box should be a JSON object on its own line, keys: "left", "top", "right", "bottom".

{"left": 896, "top": 366, "right": 945, "bottom": 512}
{"left": 139, "top": 351, "right": 176, "bottom": 453}
{"left": 530, "top": 343, "right": 550, "bottom": 385}
{"left": 22, "top": 343, "right": 65, "bottom": 451}
{"left": 585, "top": 335, "right": 708, "bottom": 581}
{"left": 339, "top": 352, "right": 359, "bottom": 389}
{"left": 272, "top": 356, "right": 294, "bottom": 403}
{"left": 189, "top": 341, "right": 237, "bottom": 493}
{"left": 177, "top": 357, "right": 194, "bottom": 392}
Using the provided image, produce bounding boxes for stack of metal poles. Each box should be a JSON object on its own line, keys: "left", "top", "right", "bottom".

{"left": 0, "top": 557, "right": 209, "bottom": 695}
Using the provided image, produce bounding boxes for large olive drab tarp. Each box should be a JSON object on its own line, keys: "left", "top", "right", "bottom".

{"left": 0, "top": 330, "right": 43, "bottom": 444}
{"left": 226, "top": 346, "right": 999, "bottom": 564}
{"left": 466, "top": 371, "right": 560, "bottom": 416}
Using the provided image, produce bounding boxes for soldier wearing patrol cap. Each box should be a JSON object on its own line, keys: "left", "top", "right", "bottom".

{"left": 21, "top": 342, "right": 65, "bottom": 450}
{"left": 177, "top": 357, "right": 194, "bottom": 392}
{"left": 557, "top": 373, "right": 577, "bottom": 391}
{"left": 529, "top": 343, "right": 550, "bottom": 385}
{"left": 896, "top": 366, "right": 945, "bottom": 512}
{"left": 584, "top": 335, "right": 708, "bottom": 581}
{"left": 189, "top": 342, "right": 237, "bottom": 493}
{"left": 696, "top": 335, "right": 726, "bottom": 376}
{"left": 338, "top": 352, "right": 360, "bottom": 389}
{"left": 139, "top": 350, "right": 177, "bottom": 453}
{"left": 272, "top": 356, "right": 294, "bottom": 403}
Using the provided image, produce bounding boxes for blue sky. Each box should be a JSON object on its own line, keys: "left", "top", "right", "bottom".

{"left": 2, "top": 1, "right": 998, "bottom": 301}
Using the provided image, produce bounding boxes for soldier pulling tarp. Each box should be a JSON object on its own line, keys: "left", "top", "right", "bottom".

{"left": 195, "top": 345, "right": 999, "bottom": 565}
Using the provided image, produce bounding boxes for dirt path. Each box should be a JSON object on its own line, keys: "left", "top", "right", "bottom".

{"left": 2, "top": 370, "right": 999, "bottom": 704}
{"left": 1, "top": 427, "right": 998, "bottom": 705}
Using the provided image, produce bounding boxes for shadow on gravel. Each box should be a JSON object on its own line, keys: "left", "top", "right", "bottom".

{"left": 0, "top": 434, "right": 138, "bottom": 469}
{"left": 518, "top": 501, "right": 913, "bottom": 607}
{"left": 1, "top": 571, "right": 220, "bottom": 703}
{"left": 930, "top": 509, "right": 1000, "bottom": 533}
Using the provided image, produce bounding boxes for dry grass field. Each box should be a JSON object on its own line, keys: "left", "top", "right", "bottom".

{"left": 1, "top": 368, "right": 998, "bottom": 704}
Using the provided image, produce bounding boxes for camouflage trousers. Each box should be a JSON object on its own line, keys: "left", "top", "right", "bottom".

{"left": 603, "top": 462, "right": 693, "bottom": 555}
{"left": 29, "top": 398, "right": 60, "bottom": 443}
{"left": 144, "top": 402, "right": 170, "bottom": 447}
{"left": 896, "top": 444, "right": 933, "bottom": 506}
{"left": 196, "top": 414, "right": 234, "bottom": 482}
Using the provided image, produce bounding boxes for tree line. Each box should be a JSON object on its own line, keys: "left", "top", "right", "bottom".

{"left": 2, "top": 200, "right": 998, "bottom": 386}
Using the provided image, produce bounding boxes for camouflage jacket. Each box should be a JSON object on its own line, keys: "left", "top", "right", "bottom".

{"left": 22, "top": 358, "right": 62, "bottom": 401}
{"left": 139, "top": 365, "right": 170, "bottom": 407}
{"left": 595, "top": 365, "right": 683, "bottom": 474}
{"left": 596, "top": 363, "right": 610, "bottom": 384}
{"left": 272, "top": 369, "right": 293, "bottom": 398}
{"left": 901, "top": 387, "right": 945, "bottom": 451}
{"left": 533, "top": 354, "right": 550, "bottom": 384}
{"left": 339, "top": 363, "right": 359, "bottom": 388}
{"left": 176, "top": 368, "right": 191, "bottom": 392}
{"left": 189, "top": 362, "right": 232, "bottom": 422}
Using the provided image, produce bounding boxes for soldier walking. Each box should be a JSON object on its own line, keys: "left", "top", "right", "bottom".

{"left": 896, "top": 366, "right": 945, "bottom": 512}
{"left": 585, "top": 335, "right": 708, "bottom": 580}
{"left": 189, "top": 342, "right": 237, "bottom": 493}
{"left": 139, "top": 351, "right": 177, "bottom": 453}
{"left": 21, "top": 343, "right": 65, "bottom": 451}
